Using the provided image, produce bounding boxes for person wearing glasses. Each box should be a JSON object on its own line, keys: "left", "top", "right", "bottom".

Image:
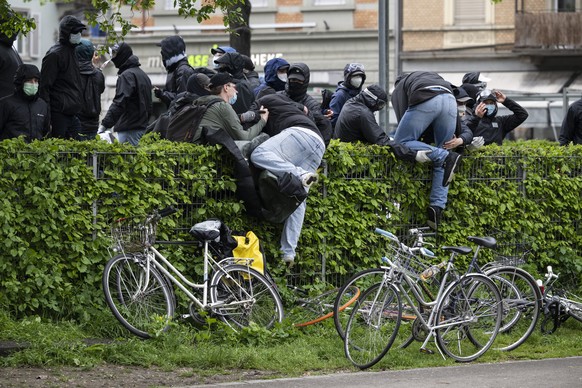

{"left": 197, "top": 72, "right": 268, "bottom": 141}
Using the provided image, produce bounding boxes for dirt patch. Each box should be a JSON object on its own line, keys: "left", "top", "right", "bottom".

{"left": 0, "top": 365, "right": 279, "bottom": 387}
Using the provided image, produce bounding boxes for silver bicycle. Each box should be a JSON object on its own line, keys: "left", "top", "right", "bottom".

{"left": 102, "top": 207, "right": 284, "bottom": 338}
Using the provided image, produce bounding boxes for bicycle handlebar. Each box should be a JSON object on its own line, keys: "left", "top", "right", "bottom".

{"left": 374, "top": 228, "right": 399, "bottom": 243}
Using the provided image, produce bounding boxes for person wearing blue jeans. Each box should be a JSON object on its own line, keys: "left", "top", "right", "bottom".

{"left": 392, "top": 71, "right": 463, "bottom": 230}
{"left": 249, "top": 90, "right": 329, "bottom": 266}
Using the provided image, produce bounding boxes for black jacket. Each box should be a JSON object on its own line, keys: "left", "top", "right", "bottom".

{"left": 102, "top": 56, "right": 153, "bottom": 132}
{"left": 334, "top": 93, "right": 417, "bottom": 163}
{"left": 0, "top": 31, "right": 22, "bottom": 100}
{"left": 77, "top": 59, "right": 105, "bottom": 131}
{"left": 466, "top": 98, "right": 528, "bottom": 145}
{"left": 280, "top": 63, "right": 332, "bottom": 145}
{"left": 159, "top": 58, "right": 195, "bottom": 108}
{"left": 254, "top": 93, "right": 323, "bottom": 141}
{"left": 559, "top": 99, "right": 582, "bottom": 145}
{"left": 0, "top": 65, "right": 50, "bottom": 141}
{"left": 39, "top": 16, "right": 84, "bottom": 115}
{"left": 214, "top": 53, "right": 256, "bottom": 115}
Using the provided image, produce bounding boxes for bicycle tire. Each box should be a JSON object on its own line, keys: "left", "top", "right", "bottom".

{"left": 333, "top": 268, "right": 387, "bottom": 340}
{"left": 563, "top": 291, "right": 582, "bottom": 323}
{"left": 293, "top": 287, "right": 359, "bottom": 327}
{"left": 435, "top": 273, "right": 502, "bottom": 362}
{"left": 485, "top": 266, "right": 541, "bottom": 351}
{"left": 209, "top": 264, "right": 284, "bottom": 331}
{"left": 344, "top": 282, "right": 402, "bottom": 369}
{"left": 102, "top": 253, "right": 175, "bottom": 339}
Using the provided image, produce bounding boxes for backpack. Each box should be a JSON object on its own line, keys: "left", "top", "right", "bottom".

{"left": 320, "top": 88, "right": 334, "bottom": 111}
{"left": 165, "top": 98, "right": 221, "bottom": 143}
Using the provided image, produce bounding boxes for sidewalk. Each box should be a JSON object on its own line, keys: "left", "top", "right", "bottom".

{"left": 178, "top": 356, "right": 582, "bottom": 388}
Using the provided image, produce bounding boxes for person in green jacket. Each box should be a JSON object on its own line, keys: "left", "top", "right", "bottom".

{"left": 197, "top": 72, "right": 268, "bottom": 141}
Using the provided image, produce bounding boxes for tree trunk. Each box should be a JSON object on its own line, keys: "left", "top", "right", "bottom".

{"left": 229, "top": 2, "right": 252, "bottom": 56}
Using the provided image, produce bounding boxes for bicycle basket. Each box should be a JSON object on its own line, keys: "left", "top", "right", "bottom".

{"left": 110, "top": 215, "right": 157, "bottom": 253}
{"left": 487, "top": 230, "right": 533, "bottom": 267}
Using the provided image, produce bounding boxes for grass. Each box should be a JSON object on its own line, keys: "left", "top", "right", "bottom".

{"left": 1, "top": 308, "right": 581, "bottom": 378}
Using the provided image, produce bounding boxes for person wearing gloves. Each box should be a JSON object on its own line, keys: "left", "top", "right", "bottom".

{"left": 0, "top": 64, "right": 49, "bottom": 141}
{"left": 75, "top": 39, "right": 105, "bottom": 140}
{"left": 391, "top": 71, "right": 465, "bottom": 230}
{"left": 98, "top": 43, "right": 153, "bottom": 146}
{"left": 154, "top": 35, "right": 195, "bottom": 108}
{"left": 40, "top": 15, "right": 86, "bottom": 139}
{"left": 333, "top": 84, "right": 430, "bottom": 164}
{"left": 466, "top": 89, "right": 528, "bottom": 146}
{"left": 328, "top": 63, "right": 366, "bottom": 129}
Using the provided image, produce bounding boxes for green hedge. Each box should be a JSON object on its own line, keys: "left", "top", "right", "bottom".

{"left": 0, "top": 136, "right": 580, "bottom": 321}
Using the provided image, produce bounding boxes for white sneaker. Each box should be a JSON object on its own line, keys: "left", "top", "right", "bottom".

{"left": 301, "top": 172, "right": 319, "bottom": 188}
{"left": 282, "top": 255, "right": 295, "bottom": 267}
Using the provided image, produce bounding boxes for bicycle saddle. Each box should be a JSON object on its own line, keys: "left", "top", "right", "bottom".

{"left": 190, "top": 220, "right": 221, "bottom": 241}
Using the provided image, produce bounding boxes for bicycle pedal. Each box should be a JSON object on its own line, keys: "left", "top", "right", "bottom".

{"left": 420, "top": 347, "right": 434, "bottom": 355}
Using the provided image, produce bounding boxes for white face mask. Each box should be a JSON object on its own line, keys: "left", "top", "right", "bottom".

{"left": 212, "top": 55, "right": 222, "bottom": 69}
{"left": 349, "top": 75, "right": 363, "bottom": 89}
{"left": 277, "top": 73, "right": 287, "bottom": 83}
{"left": 457, "top": 105, "right": 466, "bottom": 116}
{"left": 69, "top": 32, "right": 82, "bottom": 45}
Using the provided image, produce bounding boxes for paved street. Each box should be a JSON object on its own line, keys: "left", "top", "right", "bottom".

{"left": 178, "top": 356, "right": 582, "bottom": 388}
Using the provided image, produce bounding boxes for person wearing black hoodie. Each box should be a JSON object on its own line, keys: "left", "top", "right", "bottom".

{"left": 214, "top": 52, "right": 255, "bottom": 114}
{"left": 75, "top": 39, "right": 105, "bottom": 140}
{"left": 0, "top": 13, "right": 23, "bottom": 100}
{"left": 154, "top": 35, "right": 195, "bottom": 109}
{"left": 0, "top": 64, "right": 49, "bottom": 141}
{"left": 40, "top": 15, "right": 86, "bottom": 139}
{"left": 99, "top": 43, "right": 153, "bottom": 146}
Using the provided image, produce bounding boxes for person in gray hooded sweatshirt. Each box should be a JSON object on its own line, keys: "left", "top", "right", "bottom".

{"left": 154, "top": 35, "right": 195, "bottom": 108}
{"left": 75, "top": 39, "right": 105, "bottom": 140}
{"left": 40, "top": 15, "right": 86, "bottom": 139}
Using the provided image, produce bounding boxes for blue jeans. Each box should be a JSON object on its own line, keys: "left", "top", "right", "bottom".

{"left": 117, "top": 130, "right": 144, "bottom": 146}
{"left": 250, "top": 127, "right": 325, "bottom": 259}
{"left": 393, "top": 93, "right": 457, "bottom": 209}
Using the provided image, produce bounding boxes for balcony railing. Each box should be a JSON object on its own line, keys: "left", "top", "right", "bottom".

{"left": 514, "top": 12, "right": 582, "bottom": 49}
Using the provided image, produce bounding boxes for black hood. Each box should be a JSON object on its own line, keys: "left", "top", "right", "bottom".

{"left": 214, "top": 52, "right": 245, "bottom": 78}
{"left": 158, "top": 35, "right": 186, "bottom": 60}
{"left": 360, "top": 84, "right": 387, "bottom": 111}
{"left": 112, "top": 43, "right": 133, "bottom": 68}
{"left": 462, "top": 72, "right": 481, "bottom": 85}
{"left": 187, "top": 72, "right": 211, "bottom": 97}
{"left": 285, "top": 63, "right": 310, "bottom": 99}
{"left": 58, "top": 15, "right": 86, "bottom": 44}
{"left": 14, "top": 64, "right": 40, "bottom": 86}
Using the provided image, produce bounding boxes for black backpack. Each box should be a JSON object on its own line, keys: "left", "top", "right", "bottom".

{"left": 165, "top": 98, "right": 221, "bottom": 143}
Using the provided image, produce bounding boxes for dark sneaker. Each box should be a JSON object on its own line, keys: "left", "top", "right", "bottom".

{"left": 442, "top": 151, "right": 462, "bottom": 187}
{"left": 427, "top": 205, "right": 443, "bottom": 230}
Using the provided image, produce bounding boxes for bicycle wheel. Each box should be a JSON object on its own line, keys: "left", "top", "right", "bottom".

{"left": 333, "top": 268, "right": 387, "bottom": 340}
{"left": 485, "top": 266, "right": 541, "bottom": 351}
{"left": 563, "top": 291, "right": 582, "bottom": 323}
{"left": 210, "top": 264, "right": 283, "bottom": 330}
{"left": 344, "top": 282, "right": 402, "bottom": 369}
{"left": 435, "top": 273, "right": 502, "bottom": 362}
{"left": 102, "top": 253, "right": 175, "bottom": 339}
{"left": 293, "top": 288, "right": 357, "bottom": 327}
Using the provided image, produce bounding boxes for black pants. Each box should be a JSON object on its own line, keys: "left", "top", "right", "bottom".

{"left": 50, "top": 111, "right": 82, "bottom": 140}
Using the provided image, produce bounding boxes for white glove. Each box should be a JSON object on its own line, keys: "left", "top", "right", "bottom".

{"left": 467, "top": 136, "right": 485, "bottom": 151}
{"left": 98, "top": 125, "right": 108, "bottom": 134}
{"left": 415, "top": 150, "right": 432, "bottom": 163}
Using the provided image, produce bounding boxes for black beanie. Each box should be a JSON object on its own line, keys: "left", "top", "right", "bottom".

{"left": 111, "top": 43, "right": 133, "bottom": 68}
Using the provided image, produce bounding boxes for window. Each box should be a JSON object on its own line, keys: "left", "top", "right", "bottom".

{"left": 314, "top": 0, "right": 346, "bottom": 5}
{"left": 556, "top": 0, "right": 576, "bottom": 12}
{"left": 13, "top": 11, "right": 40, "bottom": 59}
{"left": 454, "top": 0, "right": 486, "bottom": 25}
{"left": 250, "top": 0, "right": 269, "bottom": 7}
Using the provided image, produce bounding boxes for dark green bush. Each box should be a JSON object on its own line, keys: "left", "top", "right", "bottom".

{"left": 0, "top": 137, "right": 580, "bottom": 320}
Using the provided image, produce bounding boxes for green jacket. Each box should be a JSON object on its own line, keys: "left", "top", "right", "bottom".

{"left": 197, "top": 95, "right": 265, "bottom": 141}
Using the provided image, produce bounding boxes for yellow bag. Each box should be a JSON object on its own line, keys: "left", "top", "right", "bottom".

{"left": 232, "top": 231, "right": 264, "bottom": 275}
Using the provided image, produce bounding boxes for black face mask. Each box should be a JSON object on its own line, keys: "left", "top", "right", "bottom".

{"left": 286, "top": 80, "right": 308, "bottom": 98}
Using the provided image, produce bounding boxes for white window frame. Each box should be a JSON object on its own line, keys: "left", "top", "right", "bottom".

{"left": 13, "top": 10, "right": 40, "bottom": 59}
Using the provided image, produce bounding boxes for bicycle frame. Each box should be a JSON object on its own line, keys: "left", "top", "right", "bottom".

{"left": 137, "top": 240, "right": 255, "bottom": 311}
